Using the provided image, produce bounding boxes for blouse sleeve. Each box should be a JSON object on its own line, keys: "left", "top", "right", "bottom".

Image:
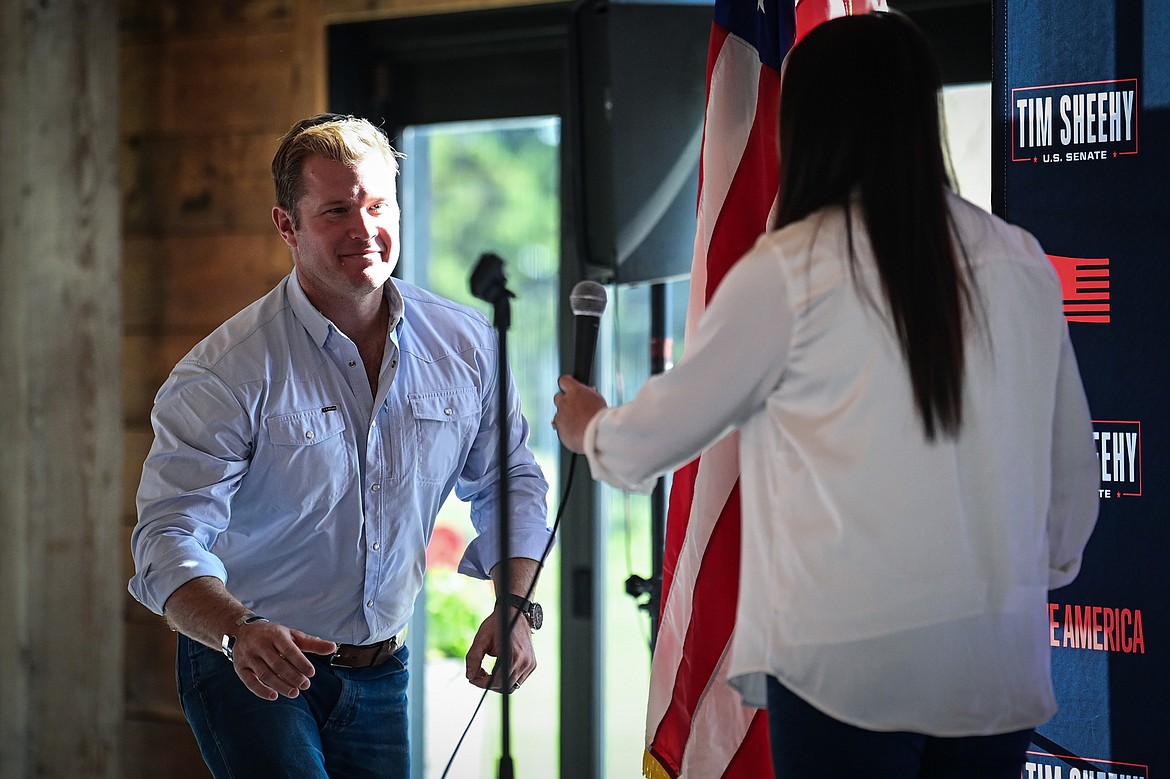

{"left": 583, "top": 247, "right": 794, "bottom": 493}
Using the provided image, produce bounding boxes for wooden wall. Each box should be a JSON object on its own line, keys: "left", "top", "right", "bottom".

{"left": 1, "top": 1, "right": 123, "bottom": 776}
{"left": 117, "top": 1, "right": 546, "bottom": 776}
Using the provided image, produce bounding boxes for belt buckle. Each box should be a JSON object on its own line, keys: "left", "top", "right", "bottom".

{"left": 329, "top": 633, "right": 400, "bottom": 669}
{"left": 328, "top": 648, "right": 351, "bottom": 668}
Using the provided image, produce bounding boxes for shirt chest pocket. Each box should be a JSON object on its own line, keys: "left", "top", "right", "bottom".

{"left": 407, "top": 387, "right": 479, "bottom": 484}
{"left": 262, "top": 408, "right": 352, "bottom": 507}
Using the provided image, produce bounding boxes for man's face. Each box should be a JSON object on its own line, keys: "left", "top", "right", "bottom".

{"left": 273, "top": 153, "right": 401, "bottom": 309}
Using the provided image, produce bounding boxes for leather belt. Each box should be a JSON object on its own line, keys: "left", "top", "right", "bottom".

{"left": 330, "top": 631, "right": 405, "bottom": 668}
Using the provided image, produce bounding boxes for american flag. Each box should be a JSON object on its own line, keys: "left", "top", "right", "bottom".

{"left": 643, "top": 2, "right": 886, "bottom": 777}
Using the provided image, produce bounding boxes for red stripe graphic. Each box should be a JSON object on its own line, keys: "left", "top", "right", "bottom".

{"left": 1048, "top": 254, "right": 1111, "bottom": 323}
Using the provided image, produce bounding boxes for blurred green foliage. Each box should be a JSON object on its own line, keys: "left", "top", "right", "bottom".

{"left": 425, "top": 569, "right": 493, "bottom": 660}
{"left": 425, "top": 120, "right": 560, "bottom": 305}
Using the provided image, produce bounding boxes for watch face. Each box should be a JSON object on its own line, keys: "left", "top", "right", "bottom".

{"left": 530, "top": 602, "right": 544, "bottom": 631}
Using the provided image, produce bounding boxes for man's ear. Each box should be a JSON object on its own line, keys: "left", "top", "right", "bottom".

{"left": 272, "top": 205, "right": 298, "bottom": 249}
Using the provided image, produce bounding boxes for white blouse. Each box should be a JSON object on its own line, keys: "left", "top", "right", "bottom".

{"left": 583, "top": 193, "right": 1099, "bottom": 736}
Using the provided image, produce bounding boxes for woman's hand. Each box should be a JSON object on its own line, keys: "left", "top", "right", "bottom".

{"left": 551, "top": 375, "right": 608, "bottom": 454}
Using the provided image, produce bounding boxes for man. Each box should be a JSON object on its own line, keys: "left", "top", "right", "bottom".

{"left": 129, "top": 113, "right": 551, "bottom": 778}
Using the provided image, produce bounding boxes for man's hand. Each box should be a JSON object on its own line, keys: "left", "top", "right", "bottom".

{"left": 162, "top": 576, "right": 337, "bottom": 701}
{"left": 464, "top": 606, "right": 537, "bottom": 694}
{"left": 466, "top": 559, "right": 541, "bottom": 694}
{"left": 227, "top": 621, "right": 338, "bottom": 701}
{"left": 551, "top": 375, "right": 608, "bottom": 454}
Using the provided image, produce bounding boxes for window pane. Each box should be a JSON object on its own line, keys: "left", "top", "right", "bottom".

{"left": 595, "top": 278, "right": 689, "bottom": 776}
{"left": 400, "top": 116, "right": 561, "bottom": 778}
{"left": 943, "top": 82, "right": 993, "bottom": 212}
{"left": 402, "top": 114, "right": 692, "bottom": 778}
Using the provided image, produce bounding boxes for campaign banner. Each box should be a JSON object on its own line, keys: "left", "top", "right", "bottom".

{"left": 995, "top": 1, "right": 1169, "bottom": 773}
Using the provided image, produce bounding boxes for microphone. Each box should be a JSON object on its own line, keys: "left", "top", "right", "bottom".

{"left": 570, "top": 280, "right": 607, "bottom": 384}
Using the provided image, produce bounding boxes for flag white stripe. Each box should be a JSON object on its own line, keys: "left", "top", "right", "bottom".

{"left": 678, "top": 642, "right": 755, "bottom": 778}
{"left": 645, "top": 434, "right": 740, "bottom": 739}
{"left": 685, "top": 33, "right": 765, "bottom": 341}
{"left": 644, "top": 24, "right": 762, "bottom": 757}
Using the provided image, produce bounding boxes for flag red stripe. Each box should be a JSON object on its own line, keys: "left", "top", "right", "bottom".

{"left": 653, "top": 16, "right": 734, "bottom": 605}
{"left": 723, "top": 709, "right": 773, "bottom": 776}
{"left": 648, "top": 19, "right": 782, "bottom": 778}
{"left": 795, "top": 0, "right": 833, "bottom": 42}
{"left": 660, "top": 58, "right": 780, "bottom": 616}
{"left": 704, "top": 65, "right": 781, "bottom": 300}
{"left": 651, "top": 484, "right": 744, "bottom": 762}
{"left": 660, "top": 459, "right": 698, "bottom": 608}
{"left": 648, "top": 48, "right": 779, "bottom": 765}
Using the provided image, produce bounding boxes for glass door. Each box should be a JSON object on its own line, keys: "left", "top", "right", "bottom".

{"left": 400, "top": 113, "right": 685, "bottom": 778}
{"left": 400, "top": 116, "right": 562, "bottom": 778}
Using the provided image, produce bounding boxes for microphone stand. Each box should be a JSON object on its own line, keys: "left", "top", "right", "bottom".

{"left": 625, "top": 282, "right": 668, "bottom": 652}
{"left": 646, "top": 283, "right": 668, "bottom": 650}
{"left": 469, "top": 252, "right": 516, "bottom": 779}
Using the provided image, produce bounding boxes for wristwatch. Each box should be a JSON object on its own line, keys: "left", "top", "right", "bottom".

{"left": 220, "top": 613, "right": 269, "bottom": 660}
{"left": 499, "top": 593, "right": 543, "bottom": 631}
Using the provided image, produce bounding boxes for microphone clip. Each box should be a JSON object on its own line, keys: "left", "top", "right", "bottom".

{"left": 470, "top": 252, "right": 515, "bottom": 330}
{"left": 470, "top": 252, "right": 516, "bottom": 307}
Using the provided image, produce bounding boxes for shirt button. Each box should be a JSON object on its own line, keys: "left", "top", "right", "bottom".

{"left": 391, "top": 359, "right": 398, "bottom": 368}
{"left": 372, "top": 542, "right": 380, "bottom": 551}
{"left": 367, "top": 600, "right": 374, "bottom": 607}
{"left": 371, "top": 483, "right": 381, "bottom": 492}
{"left": 304, "top": 430, "right": 315, "bottom": 440}
{"left": 348, "top": 360, "right": 357, "bottom": 367}
{"left": 444, "top": 408, "right": 452, "bottom": 416}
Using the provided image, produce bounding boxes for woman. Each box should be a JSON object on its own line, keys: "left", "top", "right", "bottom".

{"left": 552, "top": 11, "right": 1098, "bottom": 778}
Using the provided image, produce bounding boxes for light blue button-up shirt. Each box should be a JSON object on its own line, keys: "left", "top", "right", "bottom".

{"left": 129, "top": 271, "right": 551, "bottom": 645}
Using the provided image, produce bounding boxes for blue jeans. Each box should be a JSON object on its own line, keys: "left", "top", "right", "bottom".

{"left": 177, "top": 634, "right": 410, "bottom": 778}
{"left": 766, "top": 676, "right": 1033, "bottom": 778}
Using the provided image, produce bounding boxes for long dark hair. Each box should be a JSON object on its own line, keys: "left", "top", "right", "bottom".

{"left": 775, "top": 11, "right": 973, "bottom": 441}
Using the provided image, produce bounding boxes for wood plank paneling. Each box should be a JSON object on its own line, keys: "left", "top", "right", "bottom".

{"left": 119, "top": 0, "right": 298, "bottom": 42}
{"left": 121, "top": 33, "right": 311, "bottom": 138}
{"left": 123, "top": 609, "right": 182, "bottom": 715}
{"left": 122, "top": 336, "right": 202, "bottom": 429}
{"left": 122, "top": 719, "right": 209, "bottom": 779}
{"left": 122, "top": 234, "right": 292, "bottom": 330}
{"left": 121, "top": 133, "right": 285, "bottom": 234}
{"left": 320, "top": 0, "right": 556, "bottom": 23}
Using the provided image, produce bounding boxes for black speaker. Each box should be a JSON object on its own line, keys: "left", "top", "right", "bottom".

{"left": 569, "top": 0, "right": 712, "bottom": 285}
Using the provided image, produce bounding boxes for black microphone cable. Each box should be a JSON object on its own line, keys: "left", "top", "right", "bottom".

{"left": 440, "top": 452, "right": 583, "bottom": 779}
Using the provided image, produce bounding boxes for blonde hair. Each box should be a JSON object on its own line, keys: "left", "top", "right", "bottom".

{"left": 271, "top": 114, "right": 403, "bottom": 225}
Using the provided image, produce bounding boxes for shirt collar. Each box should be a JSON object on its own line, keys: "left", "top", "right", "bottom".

{"left": 287, "top": 269, "right": 407, "bottom": 348}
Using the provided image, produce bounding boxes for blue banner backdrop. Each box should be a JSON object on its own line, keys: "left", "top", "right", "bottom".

{"left": 994, "top": 2, "right": 1169, "bottom": 777}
